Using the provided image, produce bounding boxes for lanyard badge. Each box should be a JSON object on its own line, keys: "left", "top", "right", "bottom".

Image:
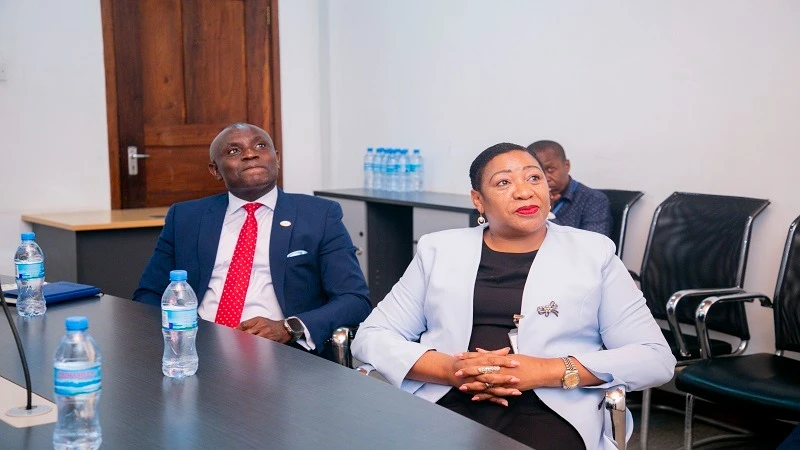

{"left": 508, "top": 314, "right": 524, "bottom": 354}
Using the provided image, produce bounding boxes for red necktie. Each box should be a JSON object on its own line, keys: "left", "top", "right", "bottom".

{"left": 215, "top": 202, "right": 262, "bottom": 327}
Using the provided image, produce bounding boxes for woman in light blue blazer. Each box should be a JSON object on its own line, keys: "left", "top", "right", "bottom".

{"left": 352, "top": 143, "right": 676, "bottom": 449}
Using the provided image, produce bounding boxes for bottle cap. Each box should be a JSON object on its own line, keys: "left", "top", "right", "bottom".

{"left": 367, "top": 147, "right": 374, "bottom": 152}
{"left": 170, "top": 270, "right": 188, "bottom": 281}
{"left": 65, "top": 316, "right": 89, "bottom": 331}
{"left": 21, "top": 232, "right": 35, "bottom": 240}
{"left": 413, "top": 149, "right": 420, "bottom": 154}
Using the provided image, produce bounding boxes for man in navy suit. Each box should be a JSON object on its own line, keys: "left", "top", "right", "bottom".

{"left": 134, "top": 123, "right": 371, "bottom": 354}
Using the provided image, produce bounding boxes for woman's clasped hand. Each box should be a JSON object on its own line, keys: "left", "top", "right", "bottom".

{"left": 452, "top": 347, "right": 522, "bottom": 406}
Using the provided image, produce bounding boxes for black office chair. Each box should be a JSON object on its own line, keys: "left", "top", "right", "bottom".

{"left": 599, "top": 189, "right": 644, "bottom": 260}
{"left": 675, "top": 214, "right": 800, "bottom": 450}
{"left": 637, "top": 192, "right": 769, "bottom": 449}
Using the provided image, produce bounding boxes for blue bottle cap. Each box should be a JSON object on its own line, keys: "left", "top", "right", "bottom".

{"left": 170, "top": 270, "right": 188, "bottom": 281}
{"left": 413, "top": 149, "right": 420, "bottom": 154}
{"left": 367, "top": 147, "right": 374, "bottom": 152}
{"left": 66, "top": 316, "right": 89, "bottom": 331}
{"left": 21, "top": 232, "right": 35, "bottom": 240}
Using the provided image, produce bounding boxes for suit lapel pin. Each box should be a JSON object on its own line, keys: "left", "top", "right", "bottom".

{"left": 279, "top": 220, "right": 292, "bottom": 227}
{"left": 537, "top": 301, "right": 559, "bottom": 317}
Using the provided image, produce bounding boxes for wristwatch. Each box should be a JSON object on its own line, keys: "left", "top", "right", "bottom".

{"left": 283, "top": 317, "right": 305, "bottom": 343}
{"left": 561, "top": 356, "right": 580, "bottom": 390}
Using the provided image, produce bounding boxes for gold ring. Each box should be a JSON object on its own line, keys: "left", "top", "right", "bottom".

{"left": 484, "top": 382, "right": 494, "bottom": 389}
{"left": 477, "top": 365, "right": 500, "bottom": 375}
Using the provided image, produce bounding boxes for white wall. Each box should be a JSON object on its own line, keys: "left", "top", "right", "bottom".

{"left": 0, "top": 0, "right": 109, "bottom": 273}
{"left": 278, "top": 0, "right": 326, "bottom": 194}
{"left": 320, "top": 1, "right": 800, "bottom": 353}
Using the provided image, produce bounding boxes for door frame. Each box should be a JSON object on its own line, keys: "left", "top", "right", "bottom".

{"left": 100, "top": 0, "right": 283, "bottom": 209}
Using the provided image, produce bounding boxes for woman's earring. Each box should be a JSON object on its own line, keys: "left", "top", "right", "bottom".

{"left": 477, "top": 214, "right": 486, "bottom": 225}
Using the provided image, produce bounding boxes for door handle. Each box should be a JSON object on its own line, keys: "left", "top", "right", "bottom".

{"left": 127, "top": 146, "right": 150, "bottom": 175}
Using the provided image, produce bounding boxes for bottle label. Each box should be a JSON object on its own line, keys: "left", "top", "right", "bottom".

{"left": 162, "top": 308, "right": 198, "bottom": 331}
{"left": 54, "top": 364, "right": 102, "bottom": 395}
{"left": 15, "top": 262, "right": 44, "bottom": 280}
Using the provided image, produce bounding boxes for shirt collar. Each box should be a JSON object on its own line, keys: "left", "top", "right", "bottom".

{"left": 227, "top": 187, "right": 278, "bottom": 214}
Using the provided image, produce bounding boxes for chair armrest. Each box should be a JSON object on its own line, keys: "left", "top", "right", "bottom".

{"left": 330, "top": 326, "right": 356, "bottom": 368}
{"left": 665, "top": 288, "right": 745, "bottom": 357}
{"left": 694, "top": 292, "right": 772, "bottom": 359}
{"left": 355, "top": 363, "right": 376, "bottom": 375}
{"left": 605, "top": 388, "right": 627, "bottom": 450}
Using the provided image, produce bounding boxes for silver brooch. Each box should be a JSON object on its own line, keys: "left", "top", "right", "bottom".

{"left": 537, "top": 301, "right": 559, "bottom": 317}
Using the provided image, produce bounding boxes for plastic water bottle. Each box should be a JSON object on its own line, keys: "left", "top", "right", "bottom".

{"left": 409, "top": 149, "right": 424, "bottom": 192}
{"left": 385, "top": 149, "right": 399, "bottom": 191}
{"left": 363, "top": 147, "right": 375, "bottom": 189}
{"left": 377, "top": 149, "right": 387, "bottom": 191}
{"left": 14, "top": 232, "right": 46, "bottom": 317}
{"left": 162, "top": 270, "right": 198, "bottom": 378}
{"left": 374, "top": 148, "right": 386, "bottom": 190}
{"left": 397, "top": 149, "right": 409, "bottom": 192}
{"left": 372, "top": 148, "right": 383, "bottom": 190}
{"left": 53, "top": 316, "right": 102, "bottom": 450}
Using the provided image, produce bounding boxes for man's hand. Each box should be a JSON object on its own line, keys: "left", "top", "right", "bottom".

{"left": 237, "top": 316, "right": 292, "bottom": 343}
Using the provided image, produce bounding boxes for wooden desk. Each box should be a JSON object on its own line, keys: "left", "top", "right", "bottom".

{"left": 22, "top": 208, "right": 168, "bottom": 299}
{"left": 0, "top": 296, "right": 527, "bottom": 449}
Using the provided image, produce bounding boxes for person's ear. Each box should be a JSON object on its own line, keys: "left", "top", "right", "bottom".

{"left": 208, "top": 162, "right": 223, "bottom": 181}
{"left": 564, "top": 159, "right": 571, "bottom": 172}
{"left": 470, "top": 189, "right": 484, "bottom": 214}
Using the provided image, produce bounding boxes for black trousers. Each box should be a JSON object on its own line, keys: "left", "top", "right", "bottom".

{"left": 436, "top": 388, "right": 586, "bottom": 449}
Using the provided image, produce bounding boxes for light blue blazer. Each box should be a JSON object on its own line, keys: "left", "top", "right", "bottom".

{"left": 352, "top": 223, "right": 676, "bottom": 449}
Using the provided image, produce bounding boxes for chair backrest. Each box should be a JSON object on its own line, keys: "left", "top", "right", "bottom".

{"left": 599, "top": 189, "right": 644, "bottom": 259}
{"left": 640, "top": 192, "right": 769, "bottom": 338}
{"left": 774, "top": 215, "right": 800, "bottom": 353}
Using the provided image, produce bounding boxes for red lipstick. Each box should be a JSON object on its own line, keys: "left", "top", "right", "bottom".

{"left": 516, "top": 205, "right": 539, "bottom": 215}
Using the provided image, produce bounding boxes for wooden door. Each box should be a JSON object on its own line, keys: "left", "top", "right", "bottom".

{"left": 101, "top": 0, "right": 282, "bottom": 208}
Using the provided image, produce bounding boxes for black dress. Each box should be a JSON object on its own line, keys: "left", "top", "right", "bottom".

{"left": 435, "top": 241, "right": 585, "bottom": 449}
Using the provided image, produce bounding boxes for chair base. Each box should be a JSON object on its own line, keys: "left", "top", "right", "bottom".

{"left": 632, "top": 388, "right": 753, "bottom": 450}
{"left": 686, "top": 432, "right": 757, "bottom": 450}
{"left": 685, "top": 393, "right": 758, "bottom": 450}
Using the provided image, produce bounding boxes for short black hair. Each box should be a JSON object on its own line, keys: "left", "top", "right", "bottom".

{"left": 527, "top": 140, "right": 567, "bottom": 161}
{"left": 469, "top": 143, "right": 542, "bottom": 191}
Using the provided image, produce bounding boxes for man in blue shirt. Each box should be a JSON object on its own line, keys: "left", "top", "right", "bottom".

{"left": 528, "top": 140, "right": 612, "bottom": 237}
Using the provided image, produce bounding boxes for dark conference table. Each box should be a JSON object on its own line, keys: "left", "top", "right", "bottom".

{"left": 1, "top": 295, "right": 528, "bottom": 449}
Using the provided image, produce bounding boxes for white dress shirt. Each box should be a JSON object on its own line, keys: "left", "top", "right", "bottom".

{"left": 199, "top": 188, "right": 314, "bottom": 349}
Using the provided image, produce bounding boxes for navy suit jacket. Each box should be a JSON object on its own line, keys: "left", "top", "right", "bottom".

{"left": 133, "top": 189, "right": 371, "bottom": 352}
